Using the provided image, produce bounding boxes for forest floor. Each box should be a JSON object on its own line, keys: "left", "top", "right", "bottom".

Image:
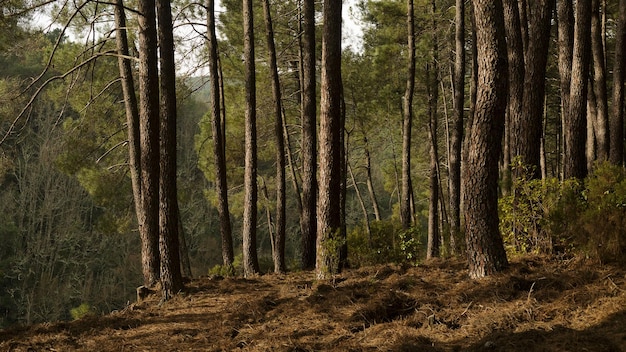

{"left": 1, "top": 255, "right": 626, "bottom": 351}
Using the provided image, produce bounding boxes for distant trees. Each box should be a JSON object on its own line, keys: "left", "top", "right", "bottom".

{"left": 6, "top": 0, "right": 626, "bottom": 330}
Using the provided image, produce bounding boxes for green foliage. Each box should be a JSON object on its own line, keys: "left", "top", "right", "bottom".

{"left": 70, "top": 303, "right": 94, "bottom": 320}
{"left": 500, "top": 161, "right": 626, "bottom": 264}
{"left": 348, "top": 220, "right": 422, "bottom": 267}
{"left": 208, "top": 263, "right": 236, "bottom": 277}
{"left": 575, "top": 163, "right": 626, "bottom": 263}
{"left": 499, "top": 160, "right": 566, "bottom": 254}
{"left": 318, "top": 231, "right": 347, "bottom": 277}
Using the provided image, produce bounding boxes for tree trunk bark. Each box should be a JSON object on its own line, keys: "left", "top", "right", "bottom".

{"left": 610, "top": 0, "right": 626, "bottom": 165}
{"left": 590, "top": 0, "right": 609, "bottom": 161}
{"left": 519, "top": 0, "right": 554, "bottom": 179}
{"left": 557, "top": 0, "right": 574, "bottom": 179}
{"left": 136, "top": 0, "right": 160, "bottom": 287}
{"left": 448, "top": 0, "right": 465, "bottom": 255}
{"left": 206, "top": 0, "right": 234, "bottom": 268}
{"left": 242, "top": 0, "right": 260, "bottom": 277}
{"left": 114, "top": 0, "right": 145, "bottom": 282}
{"left": 316, "top": 0, "right": 343, "bottom": 280}
{"left": 465, "top": 0, "right": 509, "bottom": 279}
{"left": 363, "top": 134, "right": 381, "bottom": 222}
{"left": 262, "top": 0, "right": 286, "bottom": 274}
{"left": 503, "top": 0, "right": 525, "bottom": 175}
{"left": 300, "top": 0, "right": 317, "bottom": 270}
{"left": 427, "top": 0, "right": 439, "bottom": 259}
{"left": 400, "top": 0, "right": 416, "bottom": 230}
{"left": 564, "top": 0, "right": 591, "bottom": 180}
{"left": 157, "top": 0, "right": 183, "bottom": 299}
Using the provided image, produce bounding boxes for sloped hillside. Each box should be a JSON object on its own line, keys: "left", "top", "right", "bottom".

{"left": 1, "top": 255, "right": 625, "bottom": 351}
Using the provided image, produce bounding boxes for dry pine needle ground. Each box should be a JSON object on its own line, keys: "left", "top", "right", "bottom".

{"left": 1, "top": 255, "right": 626, "bottom": 351}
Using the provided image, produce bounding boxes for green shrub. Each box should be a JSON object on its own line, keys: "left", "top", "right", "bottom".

{"left": 348, "top": 220, "right": 422, "bottom": 267}
{"left": 499, "top": 160, "right": 565, "bottom": 254}
{"left": 70, "top": 303, "right": 93, "bottom": 320}
{"left": 577, "top": 162, "right": 626, "bottom": 263}
{"left": 500, "top": 161, "right": 626, "bottom": 264}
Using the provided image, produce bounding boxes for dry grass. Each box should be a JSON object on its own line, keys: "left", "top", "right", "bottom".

{"left": 2, "top": 255, "right": 626, "bottom": 351}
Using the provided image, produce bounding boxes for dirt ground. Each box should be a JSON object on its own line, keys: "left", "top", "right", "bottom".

{"left": 1, "top": 255, "right": 626, "bottom": 351}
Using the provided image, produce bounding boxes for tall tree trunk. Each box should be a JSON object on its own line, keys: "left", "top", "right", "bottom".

{"left": 207, "top": 0, "right": 234, "bottom": 268}
{"left": 427, "top": 0, "right": 439, "bottom": 259}
{"left": 518, "top": 0, "right": 554, "bottom": 179}
{"left": 610, "top": 0, "right": 626, "bottom": 165}
{"left": 156, "top": 0, "right": 183, "bottom": 299}
{"left": 563, "top": 0, "right": 591, "bottom": 180}
{"left": 136, "top": 0, "right": 160, "bottom": 287}
{"left": 557, "top": 0, "right": 574, "bottom": 179}
{"left": 300, "top": 0, "right": 317, "bottom": 270}
{"left": 503, "top": 0, "right": 525, "bottom": 175}
{"left": 262, "top": 0, "right": 286, "bottom": 274}
{"left": 400, "top": 0, "right": 416, "bottom": 230}
{"left": 448, "top": 0, "right": 464, "bottom": 255}
{"left": 465, "top": 0, "right": 509, "bottom": 279}
{"left": 339, "top": 96, "right": 348, "bottom": 270}
{"left": 590, "top": 0, "right": 609, "bottom": 161}
{"left": 316, "top": 0, "right": 342, "bottom": 280}
{"left": 242, "top": 0, "right": 260, "bottom": 277}
{"left": 114, "top": 0, "right": 145, "bottom": 281}
{"left": 463, "top": 3, "right": 479, "bottom": 222}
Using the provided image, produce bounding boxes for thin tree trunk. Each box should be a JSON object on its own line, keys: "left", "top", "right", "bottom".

{"left": 284, "top": 115, "right": 303, "bottom": 215}
{"left": 427, "top": 0, "right": 439, "bottom": 259}
{"left": 363, "top": 134, "right": 381, "bottom": 222}
{"left": 519, "top": 0, "right": 554, "bottom": 179}
{"left": 587, "top": 82, "right": 597, "bottom": 171}
{"left": 400, "top": 0, "right": 416, "bottom": 230}
{"left": 300, "top": 0, "right": 317, "bottom": 270}
{"left": 157, "top": 0, "right": 183, "bottom": 299}
{"left": 610, "top": 0, "right": 626, "bottom": 165}
{"left": 541, "top": 93, "right": 548, "bottom": 179}
{"left": 564, "top": 0, "right": 591, "bottom": 180}
{"left": 136, "top": 0, "right": 160, "bottom": 287}
{"left": 449, "top": 0, "right": 464, "bottom": 255}
{"left": 177, "top": 218, "right": 192, "bottom": 278}
{"left": 348, "top": 162, "right": 371, "bottom": 243}
{"left": 591, "top": 0, "right": 609, "bottom": 161}
{"left": 339, "top": 97, "right": 348, "bottom": 270}
{"left": 262, "top": 0, "right": 286, "bottom": 274}
{"left": 261, "top": 178, "right": 275, "bottom": 264}
{"left": 316, "top": 0, "right": 343, "bottom": 280}
{"left": 207, "top": 0, "right": 234, "bottom": 268}
{"left": 557, "top": 0, "right": 574, "bottom": 180}
{"left": 503, "top": 0, "right": 525, "bottom": 174}
{"left": 242, "top": 0, "right": 260, "bottom": 277}
{"left": 114, "top": 0, "right": 145, "bottom": 280}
